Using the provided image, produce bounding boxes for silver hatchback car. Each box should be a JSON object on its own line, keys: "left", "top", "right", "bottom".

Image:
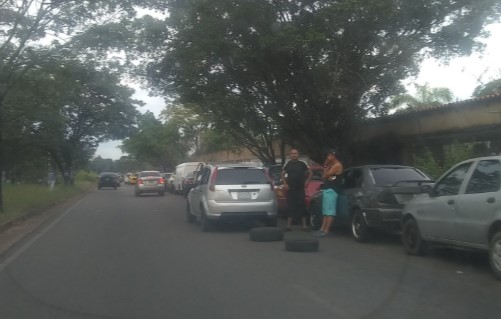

{"left": 186, "top": 164, "right": 277, "bottom": 231}
{"left": 135, "top": 171, "right": 165, "bottom": 196}
{"left": 401, "top": 156, "right": 501, "bottom": 280}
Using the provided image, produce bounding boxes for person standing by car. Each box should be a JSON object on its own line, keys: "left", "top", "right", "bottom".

{"left": 281, "top": 148, "right": 312, "bottom": 231}
{"left": 314, "top": 148, "right": 343, "bottom": 238}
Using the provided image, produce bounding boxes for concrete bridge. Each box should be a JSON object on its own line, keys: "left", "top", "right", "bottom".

{"left": 353, "top": 93, "right": 501, "bottom": 165}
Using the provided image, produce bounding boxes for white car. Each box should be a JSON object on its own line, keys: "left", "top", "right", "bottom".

{"left": 402, "top": 156, "right": 501, "bottom": 280}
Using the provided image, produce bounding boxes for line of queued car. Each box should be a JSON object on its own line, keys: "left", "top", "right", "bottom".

{"left": 111, "top": 155, "right": 501, "bottom": 280}
{"left": 269, "top": 157, "right": 501, "bottom": 280}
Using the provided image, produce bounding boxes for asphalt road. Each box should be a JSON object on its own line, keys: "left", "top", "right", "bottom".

{"left": 1, "top": 185, "right": 500, "bottom": 319}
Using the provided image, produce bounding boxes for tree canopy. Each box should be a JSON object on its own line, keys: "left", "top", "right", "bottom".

{"left": 133, "top": 0, "right": 501, "bottom": 164}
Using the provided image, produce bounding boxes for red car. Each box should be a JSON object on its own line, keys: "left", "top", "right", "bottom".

{"left": 275, "top": 166, "right": 324, "bottom": 216}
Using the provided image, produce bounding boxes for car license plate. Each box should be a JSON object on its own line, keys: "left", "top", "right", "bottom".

{"left": 238, "top": 192, "right": 251, "bottom": 199}
{"left": 147, "top": 181, "right": 156, "bottom": 185}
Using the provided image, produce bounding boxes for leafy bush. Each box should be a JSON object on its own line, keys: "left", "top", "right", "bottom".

{"left": 415, "top": 142, "right": 474, "bottom": 180}
{"left": 75, "top": 170, "right": 98, "bottom": 183}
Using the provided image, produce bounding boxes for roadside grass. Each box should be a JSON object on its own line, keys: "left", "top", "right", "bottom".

{"left": 0, "top": 181, "right": 94, "bottom": 226}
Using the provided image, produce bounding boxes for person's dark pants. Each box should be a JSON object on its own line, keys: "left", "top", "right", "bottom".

{"left": 286, "top": 188, "right": 307, "bottom": 224}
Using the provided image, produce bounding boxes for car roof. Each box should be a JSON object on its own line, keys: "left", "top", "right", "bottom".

{"left": 348, "top": 165, "right": 418, "bottom": 169}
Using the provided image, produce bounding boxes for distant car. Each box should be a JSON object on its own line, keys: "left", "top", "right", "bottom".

{"left": 186, "top": 164, "right": 278, "bottom": 231}
{"left": 128, "top": 174, "right": 138, "bottom": 185}
{"left": 135, "top": 171, "right": 165, "bottom": 196}
{"left": 161, "top": 172, "right": 173, "bottom": 191}
{"left": 182, "top": 171, "right": 198, "bottom": 197}
{"left": 309, "top": 165, "right": 433, "bottom": 242}
{"left": 402, "top": 156, "right": 501, "bottom": 280}
{"left": 275, "top": 166, "right": 324, "bottom": 216}
{"left": 98, "top": 172, "right": 120, "bottom": 190}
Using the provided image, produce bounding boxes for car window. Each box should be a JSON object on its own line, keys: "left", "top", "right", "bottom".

{"left": 343, "top": 169, "right": 363, "bottom": 189}
{"left": 369, "top": 167, "right": 429, "bottom": 186}
{"left": 215, "top": 168, "right": 268, "bottom": 185}
{"left": 200, "top": 167, "right": 211, "bottom": 185}
{"left": 435, "top": 163, "right": 472, "bottom": 196}
{"left": 311, "top": 168, "right": 323, "bottom": 181}
{"left": 465, "top": 160, "right": 501, "bottom": 194}
{"left": 139, "top": 171, "right": 161, "bottom": 177}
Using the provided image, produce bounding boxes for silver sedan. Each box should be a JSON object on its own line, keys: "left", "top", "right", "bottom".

{"left": 135, "top": 171, "right": 166, "bottom": 196}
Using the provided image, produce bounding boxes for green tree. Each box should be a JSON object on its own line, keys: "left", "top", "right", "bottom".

{"left": 129, "top": 0, "right": 500, "bottom": 164}
{"left": 389, "top": 83, "right": 455, "bottom": 111}
{"left": 0, "top": 0, "right": 160, "bottom": 210}
{"left": 472, "top": 78, "right": 501, "bottom": 97}
{"left": 121, "top": 112, "right": 186, "bottom": 171}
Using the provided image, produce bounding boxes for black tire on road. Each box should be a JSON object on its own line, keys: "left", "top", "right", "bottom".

{"left": 285, "top": 238, "right": 319, "bottom": 252}
{"left": 265, "top": 218, "right": 278, "bottom": 227}
{"left": 186, "top": 202, "right": 196, "bottom": 223}
{"left": 402, "top": 218, "right": 426, "bottom": 255}
{"left": 489, "top": 231, "right": 501, "bottom": 280}
{"left": 351, "top": 210, "right": 371, "bottom": 243}
{"left": 249, "top": 227, "right": 284, "bottom": 242}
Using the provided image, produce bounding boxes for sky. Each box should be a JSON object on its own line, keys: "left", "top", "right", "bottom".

{"left": 95, "top": 22, "right": 501, "bottom": 160}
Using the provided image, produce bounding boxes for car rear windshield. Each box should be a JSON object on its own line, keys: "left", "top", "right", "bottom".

{"left": 140, "top": 171, "right": 161, "bottom": 177}
{"left": 370, "top": 167, "right": 430, "bottom": 186}
{"left": 215, "top": 168, "right": 268, "bottom": 185}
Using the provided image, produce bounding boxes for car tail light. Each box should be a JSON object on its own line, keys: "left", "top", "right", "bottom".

{"left": 209, "top": 168, "right": 218, "bottom": 191}
{"left": 138, "top": 179, "right": 143, "bottom": 185}
{"left": 159, "top": 177, "right": 165, "bottom": 184}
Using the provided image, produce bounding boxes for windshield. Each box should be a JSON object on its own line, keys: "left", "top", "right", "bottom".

{"left": 215, "top": 168, "right": 268, "bottom": 185}
{"left": 370, "top": 167, "right": 430, "bottom": 186}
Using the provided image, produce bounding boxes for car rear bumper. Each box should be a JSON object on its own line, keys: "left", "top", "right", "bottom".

{"left": 206, "top": 200, "right": 277, "bottom": 220}
{"left": 136, "top": 185, "right": 164, "bottom": 192}
{"left": 363, "top": 208, "right": 402, "bottom": 229}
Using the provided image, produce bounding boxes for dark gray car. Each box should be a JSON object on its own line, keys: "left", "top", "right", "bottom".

{"left": 309, "top": 165, "right": 432, "bottom": 242}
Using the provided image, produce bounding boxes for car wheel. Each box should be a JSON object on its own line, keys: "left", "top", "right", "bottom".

{"left": 285, "top": 238, "right": 319, "bottom": 252}
{"left": 249, "top": 227, "right": 283, "bottom": 242}
{"left": 265, "top": 218, "right": 278, "bottom": 227}
{"left": 309, "top": 206, "right": 322, "bottom": 231}
{"left": 200, "top": 209, "right": 213, "bottom": 232}
{"left": 489, "top": 231, "right": 501, "bottom": 280}
{"left": 351, "top": 210, "right": 371, "bottom": 243}
{"left": 402, "top": 218, "right": 426, "bottom": 256}
{"left": 186, "top": 202, "right": 196, "bottom": 223}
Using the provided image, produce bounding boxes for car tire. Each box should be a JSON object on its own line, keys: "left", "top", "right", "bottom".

{"left": 309, "top": 207, "right": 322, "bottom": 231}
{"left": 186, "top": 202, "right": 196, "bottom": 223}
{"left": 200, "top": 209, "right": 213, "bottom": 232}
{"left": 265, "top": 218, "right": 278, "bottom": 227}
{"left": 249, "top": 227, "right": 283, "bottom": 242}
{"left": 402, "top": 218, "right": 427, "bottom": 256}
{"left": 351, "top": 210, "right": 371, "bottom": 243}
{"left": 285, "top": 238, "right": 319, "bottom": 252}
{"left": 489, "top": 231, "right": 501, "bottom": 280}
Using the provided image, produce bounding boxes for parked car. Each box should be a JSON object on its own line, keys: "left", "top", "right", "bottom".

{"left": 167, "top": 174, "right": 176, "bottom": 193}
{"left": 161, "top": 172, "right": 173, "bottom": 191}
{"left": 309, "top": 165, "right": 433, "bottom": 242}
{"left": 174, "top": 162, "right": 204, "bottom": 194}
{"left": 401, "top": 156, "right": 501, "bottom": 280}
{"left": 98, "top": 172, "right": 120, "bottom": 190}
{"left": 186, "top": 164, "right": 278, "bottom": 231}
{"left": 134, "top": 171, "right": 165, "bottom": 196}
{"left": 275, "top": 166, "right": 324, "bottom": 216}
